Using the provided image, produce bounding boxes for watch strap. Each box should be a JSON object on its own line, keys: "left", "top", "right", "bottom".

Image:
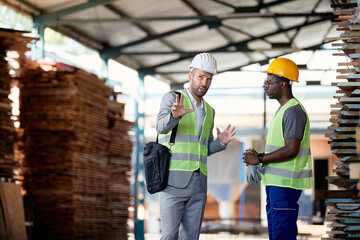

{"left": 257, "top": 153, "right": 264, "bottom": 166}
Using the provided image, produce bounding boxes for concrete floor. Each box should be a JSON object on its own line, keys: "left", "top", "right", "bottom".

{"left": 128, "top": 233, "right": 323, "bottom": 240}
{"left": 127, "top": 234, "right": 267, "bottom": 240}
{"left": 128, "top": 223, "right": 329, "bottom": 239}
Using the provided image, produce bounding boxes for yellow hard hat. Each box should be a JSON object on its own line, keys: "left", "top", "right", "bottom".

{"left": 262, "top": 58, "right": 299, "bottom": 82}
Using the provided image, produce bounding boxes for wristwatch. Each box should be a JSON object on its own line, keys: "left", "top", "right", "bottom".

{"left": 257, "top": 153, "right": 264, "bottom": 166}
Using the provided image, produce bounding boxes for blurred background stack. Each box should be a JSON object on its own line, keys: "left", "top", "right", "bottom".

{"left": 107, "top": 99, "right": 133, "bottom": 239}
{"left": 0, "top": 28, "right": 35, "bottom": 240}
{"left": 18, "top": 61, "right": 133, "bottom": 239}
{"left": 0, "top": 28, "right": 33, "bottom": 180}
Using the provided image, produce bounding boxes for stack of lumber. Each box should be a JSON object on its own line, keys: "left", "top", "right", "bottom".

{"left": 324, "top": 1, "right": 360, "bottom": 239}
{"left": 19, "top": 62, "right": 133, "bottom": 239}
{"left": 0, "top": 28, "right": 33, "bottom": 180}
{"left": 0, "top": 42, "right": 15, "bottom": 179}
{"left": 107, "top": 102, "right": 133, "bottom": 239}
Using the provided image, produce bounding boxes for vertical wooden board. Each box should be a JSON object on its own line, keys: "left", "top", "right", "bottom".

{"left": 0, "top": 182, "right": 27, "bottom": 240}
{"left": 357, "top": 128, "right": 360, "bottom": 155}
{"left": 350, "top": 163, "right": 360, "bottom": 179}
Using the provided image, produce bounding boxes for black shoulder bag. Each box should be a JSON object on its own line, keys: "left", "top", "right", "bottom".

{"left": 143, "top": 92, "right": 180, "bottom": 194}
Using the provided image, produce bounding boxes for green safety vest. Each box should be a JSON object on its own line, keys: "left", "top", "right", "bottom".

{"left": 158, "top": 91, "right": 213, "bottom": 176}
{"left": 263, "top": 98, "right": 313, "bottom": 190}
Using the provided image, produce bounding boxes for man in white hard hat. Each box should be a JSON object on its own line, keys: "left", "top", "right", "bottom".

{"left": 156, "top": 53, "right": 236, "bottom": 239}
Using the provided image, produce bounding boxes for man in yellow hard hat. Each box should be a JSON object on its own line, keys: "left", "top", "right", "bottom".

{"left": 243, "top": 58, "right": 313, "bottom": 240}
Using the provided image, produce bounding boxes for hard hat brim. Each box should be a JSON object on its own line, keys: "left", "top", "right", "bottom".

{"left": 261, "top": 71, "right": 299, "bottom": 82}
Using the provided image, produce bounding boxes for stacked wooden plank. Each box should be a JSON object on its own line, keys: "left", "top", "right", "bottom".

{"left": 19, "top": 62, "right": 133, "bottom": 239}
{"left": 107, "top": 102, "right": 133, "bottom": 239}
{"left": 324, "top": 1, "right": 360, "bottom": 239}
{"left": 0, "top": 182, "right": 28, "bottom": 239}
{"left": 0, "top": 28, "right": 33, "bottom": 180}
{"left": 0, "top": 43, "right": 15, "bottom": 179}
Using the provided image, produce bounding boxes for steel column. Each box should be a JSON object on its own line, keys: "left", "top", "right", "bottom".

{"left": 31, "top": 25, "right": 44, "bottom": 60}
{"left": 134, "top": 71, "right": 146, "bottom": 240}
{"left": 101, "top": 56, "right": 109, "bottom": 85}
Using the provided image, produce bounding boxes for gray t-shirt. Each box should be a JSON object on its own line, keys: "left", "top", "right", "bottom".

{"left": 277, "top": 105, "right": 307, "bottom": 140}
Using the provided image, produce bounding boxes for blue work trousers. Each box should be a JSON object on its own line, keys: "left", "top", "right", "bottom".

{"left": 266, "top": 186, "right": 302, "bottom": 240}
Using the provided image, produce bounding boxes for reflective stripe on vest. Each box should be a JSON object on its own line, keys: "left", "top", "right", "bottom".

{"left": 158, "top": 91, "right": 213, "bottom": 176}
{"left": 158, "top": 135, "right": 209, "bottom": 147}
{"left": 263, "top": 98, "right": 313, "bottom": 190}
{"left": 265, "top": 145, "right": 311, "bottom": 157}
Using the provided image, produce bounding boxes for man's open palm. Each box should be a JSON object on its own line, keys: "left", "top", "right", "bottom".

{"left": 171, "top": 94, "right": 194, "bottom": 119}
{"left": 216, "top": 124, "right": 236, "bottom": 144}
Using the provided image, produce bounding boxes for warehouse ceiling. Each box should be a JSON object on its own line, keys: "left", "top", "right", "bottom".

{"left": 0, "top": 0, "right": 342, "bottom": 86}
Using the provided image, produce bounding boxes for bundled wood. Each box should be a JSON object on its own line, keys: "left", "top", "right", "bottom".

{"left": 0, "top": 56, "right": 16, "bottom": 179}
{"left": 0, "top": 28, "right": 33, "bottom": 180}
{"left": 19, "top": 61, "right": 133, "bottom": 239}
{"left": 107, "top": 103, "right": 133, "bottom": 239}
{"left": 324, "top": 1, "right": 360, "bottom": 239}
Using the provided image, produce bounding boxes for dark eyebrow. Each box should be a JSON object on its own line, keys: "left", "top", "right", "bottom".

{"left": 198, "top": 74, "right": 212, "bottom": 81}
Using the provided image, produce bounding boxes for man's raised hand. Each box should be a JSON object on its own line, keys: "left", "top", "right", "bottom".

{"left": 216, "top": 124, "right": 236, "bottom": 145}
{"left": 171, "top": 94, "right": 194, "bottom": 119}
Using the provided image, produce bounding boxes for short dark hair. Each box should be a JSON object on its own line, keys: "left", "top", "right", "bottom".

{"left": 273, "top": 74, "right": 291, "bottom": 87}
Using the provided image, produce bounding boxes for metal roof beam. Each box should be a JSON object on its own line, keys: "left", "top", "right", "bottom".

{"left": 264, "top": 8, "right": 291, "bottom": 42}
{"left": 51, "top": 25, "right": 104, "bottom": 50}
{"left": 211, "top": 0, "right": 260, "bottom": 13}
{"left": 221, "top": 24, "right": 273, "bottom": 45}
{"left": 262, "top": 0, "right": 296, "bottom": 9}
{"left": 1, "top": 0, "right": 42, "bottom": 16}
{"left": 88, "top": 10, "right": 333, "bottom": 59}
{"left": 38, "top": 12, "right": 334, "bottom": 26}
{"left": 182, "top": 0, "right": 232, "bottom": 44}
{"left": 7, "top": 0, "right": 295, "bottom": 20}
{"left": 34, "top": 0, "right": 120, "bottom": 26}
{"left": 0, "top": 0, "right": 105, "bottom": 51}
{"left": 140, "top": 17, "right": 333, "bottom": 73}
{"left": 103, "top": 4, "right": 182, "bottom": 62}
{"left": 224, "top": 44, "right": 328, "bottom": 72}
{"left": 113, "top": 47, "right": 312, "bottom": 56}
{"left": 289, "top": 0, "right": 323, "bottom": 45}
{"left": 211, "top": 0, "right": 295, "bottom": 12}
{"left": 211, "top": 0, "right": 238, "bottom": 10}
{"left": 106, "top": 4, "right": 183, "bottom": 53}
{"left": 100, "top": 22, "right": 205, "bottom": 59}
{"left": 155, "top": 44, "right": 329, "bottom": 76}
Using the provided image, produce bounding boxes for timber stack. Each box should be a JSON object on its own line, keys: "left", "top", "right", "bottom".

{"left": 0, "top": 28, "right": 33, "bottom": 180}
{"left": 324, "top": 0, "right": 360, "bottom": 239}
{"left": 19, "top": 61, "right": 133, "bottom": 239}
{"left": 107, "top": 100, "right": 133, "bottom": 239}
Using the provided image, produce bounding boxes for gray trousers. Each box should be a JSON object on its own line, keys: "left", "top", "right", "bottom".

{"left": 159, "top": 172, "right": 207, "bottom": 240}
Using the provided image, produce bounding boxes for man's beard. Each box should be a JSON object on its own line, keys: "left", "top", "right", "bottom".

{"left": 192, "top": 85, "right": 208, "bottom": 98}
{"left": 195, "top": 89, "right": 207, "bottom": 98}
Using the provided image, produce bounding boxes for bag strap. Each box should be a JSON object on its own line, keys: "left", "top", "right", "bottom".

{"left": 156, "top": 91, "right": 181, "bottom": 145}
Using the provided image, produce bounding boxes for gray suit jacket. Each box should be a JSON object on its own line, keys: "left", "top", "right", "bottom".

{"left": 156, "top": 90, "right": 226, "bottom": 192}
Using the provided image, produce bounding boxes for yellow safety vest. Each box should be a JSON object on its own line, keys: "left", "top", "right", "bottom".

{"left": 158, "top": 91, "right": 213, "bottom": 176}
{"left": 263, "top": 98, "right": 313, "bottom": 190}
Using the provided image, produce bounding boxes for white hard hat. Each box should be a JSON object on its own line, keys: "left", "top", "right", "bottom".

{"left": 189, "top": 52, "right": 217, "bottom": 74}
